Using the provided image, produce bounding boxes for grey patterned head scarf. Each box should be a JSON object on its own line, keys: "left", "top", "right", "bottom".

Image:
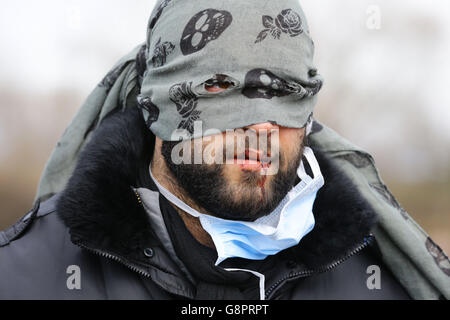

{"left": 138, "top": 0, "right": 323, "bottom": 141}
{"left": 34, "top": 0, "right": 321, "bottom": 201}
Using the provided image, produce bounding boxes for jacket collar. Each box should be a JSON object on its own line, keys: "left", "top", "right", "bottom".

{"left": 56, "top": 106, "right": 377, "bottom": 273}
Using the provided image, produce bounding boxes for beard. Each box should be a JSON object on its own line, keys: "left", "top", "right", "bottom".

{"left": 161, "top": 135, "right": 305, "bottom": 222}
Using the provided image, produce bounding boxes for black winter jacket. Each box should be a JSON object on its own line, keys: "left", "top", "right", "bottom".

{"left": 0, "top": 107, "right": 410, "bottom": 300}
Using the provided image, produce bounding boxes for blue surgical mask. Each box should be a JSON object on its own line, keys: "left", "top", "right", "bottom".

{"left": 150, "top": 147, "right": 324, "bottom": 265}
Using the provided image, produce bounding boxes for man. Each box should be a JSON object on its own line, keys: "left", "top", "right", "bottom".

{"left": 1, "top": 0, "right": 449, "bottom": 300}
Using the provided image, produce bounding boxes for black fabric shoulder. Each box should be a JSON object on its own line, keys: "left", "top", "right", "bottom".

{"left": 0, "top": 200, "right": 40, "bottom": 247}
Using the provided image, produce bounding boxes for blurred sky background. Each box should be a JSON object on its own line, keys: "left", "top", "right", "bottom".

{"left": 0, "top": 0, "right": 449, "bottom": 252}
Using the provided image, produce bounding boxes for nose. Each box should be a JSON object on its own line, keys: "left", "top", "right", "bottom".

{"left": 244, "top": 122, "right": 279, "bottom": 133}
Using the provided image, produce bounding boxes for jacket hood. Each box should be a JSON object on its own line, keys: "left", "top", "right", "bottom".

{"left": 56, "top": 106, "right": 377, "bottom": 270}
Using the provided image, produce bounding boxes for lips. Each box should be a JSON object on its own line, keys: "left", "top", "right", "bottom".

{"left": 233, "top": 149, "right": 271, "bottom": 170}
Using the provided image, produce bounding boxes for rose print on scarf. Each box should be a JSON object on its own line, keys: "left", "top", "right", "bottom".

{"left": 149, "top": 0, "right": 172, "bottom": 29}
{"left": 151, "top": 37, "right": 175, "bottom": 67}
{"left": 137, "top": 96, "right": 160, "bottom": 129}
{"left": 169, "top": 81, "right": 202, "bottom": 134}
{"left": 255, "top": 9, "right": 303, "bottom": 43}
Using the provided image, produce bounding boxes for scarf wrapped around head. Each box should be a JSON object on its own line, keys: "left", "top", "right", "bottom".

{"left": 35, "top": 0, "right": 322, "bottom": 201}
{"left": 139, "top": 0, "right": 323, "bottom": 140}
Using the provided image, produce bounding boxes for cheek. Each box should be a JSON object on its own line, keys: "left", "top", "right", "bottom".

{"left": 278, "top": 128, "right": 304, "bottom": 159}
{"left": 202, "top": 133, "right": 226, "bottom": 162}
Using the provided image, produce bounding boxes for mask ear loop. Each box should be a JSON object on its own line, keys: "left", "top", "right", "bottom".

{"left": 297, "top": 160, "right": 311, "bottom": 183}
{"left": 297, "top": 147, "right": 323, "bottom": 183}
{"left": 305, "top": 115, "right": 313, "bottom": 136}
{"left": 148, "top": 162, "right": 204, "bottom": 219}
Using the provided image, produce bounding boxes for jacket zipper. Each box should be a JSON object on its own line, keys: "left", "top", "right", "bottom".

{"left": 76, "top": 236, "right": 373, "bottom": 300}
{"left": 264, "top": 235, "right": 374, "bottom": 299}
{"left": 75, "top": 241, "right": 153, "bottom": 279}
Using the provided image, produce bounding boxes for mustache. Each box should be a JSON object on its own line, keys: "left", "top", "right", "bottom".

{"left": 206, "top": 129, "right": 280, "bottom": 164}
{"left": 165, "top": 128, "right": 283, "bottom": 175}
{"left": 198, "top": 130, "right": 281, "bottom": 175}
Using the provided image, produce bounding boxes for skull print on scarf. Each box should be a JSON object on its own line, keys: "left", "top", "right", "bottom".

{"left": 180, "top": 9, "right": 233, "bottom": 56}
{"left": 242, "top": 69, "right": 323, "bottom": 100}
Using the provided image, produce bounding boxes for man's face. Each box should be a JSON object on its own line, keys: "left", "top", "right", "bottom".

{"left": 160, "top": 123, "right": 306, "bottom": 222}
